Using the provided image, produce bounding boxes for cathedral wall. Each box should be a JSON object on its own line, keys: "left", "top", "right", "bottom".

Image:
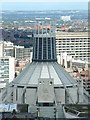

{"left": 54, "top": 88, "right": 65, "bottom": 104}
{"left": 77, "top": 79, "right": 83, "bottom": 103}
{"left": 26, "top": 88, "right": 36, "bottom": 106}
{"left": 7, "top": 87, "right": 13, "bottom": 103}
{"left": 12, "top": 87, "right": 17, "bottom": 103}
{"left": 68, "top": 87, "right": 78, "bottom": 104}
{"left": 17, "top": 88, "right": 24, "bottom": 104}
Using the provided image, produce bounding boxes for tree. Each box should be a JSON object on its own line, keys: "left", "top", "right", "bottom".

{"left": 68, "top": 28, "right": 74, "bottom": 32}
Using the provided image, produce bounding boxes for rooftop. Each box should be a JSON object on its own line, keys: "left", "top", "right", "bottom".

{"left": 12, "top": 62, "right": 76, "bottom": 87}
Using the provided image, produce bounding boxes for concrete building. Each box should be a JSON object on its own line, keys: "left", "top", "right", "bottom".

{"left": 0, "top": 56, "right": 15, "bottom": 88}
{"left": 56, "top": 32, "right": 89, "bottom": 61}
{"left": 0, "top": 21, "right": 88, "bottom": 118}
{"left": 13, "top": 45, "right": 33, "bottom": 61}
{"left": 0, "top": 41, "right": 15, "bottom": 89}
{"left": 14, "top": 45, "right": 24, "bottom": 60}
{"left": 4, "top": 41, "right": 14, "bottom": 57}
{"left": 57, "top": 52, "right": 72, "bottom": 68}
{"left": 0, "top": 41, "right": 32, "bottom": 79}
{"left": 24, "top": 47, "right": 33, "bottom": 61}
{"left": 1, "top": 41, "right": 32, "bottom": 61}
{"left": 60, "top": 16, "right": 71, "bottom": 21}
{"left": 0, "top": 41, "right": 3, "bottom": 57}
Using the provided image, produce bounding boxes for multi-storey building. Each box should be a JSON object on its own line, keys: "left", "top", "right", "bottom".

{"left": 0, "top": 41, "right": 32, "bottom": 61}
{"left": 4, "top": 41, "right": 14, "bottom": 57}
{"left": 0, "top": 41, "right": 3, "bottom": 57}
{"left": 14, "top": 46, "right": 33, "bottom": 60}
{"left": 14, "top": 45, "right": 24, "bottom": 60}
{"left": 56, "top": 32, "right": 88, "bottom": 60}
{"left": 0, "top": 57, "right": 15, "bottom": 88}
{"left": 24, "top": 47, "right": 33, "bottom": 60}
{"left": 60, "top": 16, "right": 71, "bottom": 21}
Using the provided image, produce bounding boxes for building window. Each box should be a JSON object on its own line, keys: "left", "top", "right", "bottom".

{"left": 43, "top": 38, "right": 47, "bottom": 59}
{"left": 39, "top": 38, "right": 42, "bottom": 59}
{"left": 48, "top": 38, "right": 51, "bottom": 59}
{"left": 52, "top": 38, "right": 54, "bottom": 59}
{"left": 35, "top": 38, "right": 38, "bottom": 59}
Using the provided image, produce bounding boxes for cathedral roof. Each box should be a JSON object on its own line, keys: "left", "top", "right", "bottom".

{"left": 12, "top": 62, "right": 76, "bottom": 87}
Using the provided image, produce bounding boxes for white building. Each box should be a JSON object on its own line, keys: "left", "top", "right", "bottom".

{"left": 4, "top": 41, "right": 14, "bottom": 57}
{"left": 0, "top": 41, "right": 3, "bottom": 57}
{"left": 0, "top": 41, "right": 32, "bottom": 61}
{"left": 57, "top": 52, "right": 72, "bottom": 68}
{"left": 56, "top": 32, "right": 89, "bottom": 60}
{"left": 14, "top": 45, "right": 24, "bottom": 60}
{"left": 14, "top": 46, "right": 33, "bottom": 61}
{"left": 0, "top": 57, "right": 15, "bottom": 88}
{"left": 24, "top": 47, "right": 33, "bottom": 61}
{"left": 60, "top": 16, "right": 71, "bottom": 21}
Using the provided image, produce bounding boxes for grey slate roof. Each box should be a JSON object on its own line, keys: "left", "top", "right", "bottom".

{"left": 12, "top": 62, "right": 76, "bottom": 86}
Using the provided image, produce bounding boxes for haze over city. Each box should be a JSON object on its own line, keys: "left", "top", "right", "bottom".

{"left": 1, "top": 2, "right": 88, "bottom": 11}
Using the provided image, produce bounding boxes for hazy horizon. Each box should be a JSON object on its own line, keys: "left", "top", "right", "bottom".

{"left": 1, "top": 2, "right": 88, "bottom": 11}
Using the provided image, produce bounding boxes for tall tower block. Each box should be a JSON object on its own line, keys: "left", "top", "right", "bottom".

{"left": 32, "top": 21, "right": 57, "bottom": 62}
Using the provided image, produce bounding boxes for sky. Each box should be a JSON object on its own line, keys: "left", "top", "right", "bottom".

{"left": 0, "top": 1, "right": 89, "bottom": 11}
{"left": 1, "top": 0, "right": 89, "bottom": 2}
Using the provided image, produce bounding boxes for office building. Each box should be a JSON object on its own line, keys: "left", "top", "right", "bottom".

{"left": 0, "top": 41, "right": 32, "bottom": 61}
{"left": 4, "top": 41, "right": 14, "bottom": 57}
{"left": 56, "top": 32, "right": 89, "bottom": 60}
{"left": 60, "top": 16, "right": 71, "bottom": 21}
{"left": 0, "top": 56, "right": 15, "bottom": 88}
{"left": 0, "top": 41, "right": 3, "bottom": 57}
{"left": 14, "top": 45, "right": 24, "bottom": 60}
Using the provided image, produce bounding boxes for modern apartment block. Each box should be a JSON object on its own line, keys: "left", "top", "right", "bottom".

{"left": 0, "top": 41, "right": 3, "bottom": 57}
{"left": 4, "top": 41, "right": 14, "bottom": 57}
{"left": 56, "top": 32, "right": 89, "bottom": 60}
{"left": 0, "top": 41, "right": 32, "bottom": 60}
{"left": 14, "top": 45, "right": 24, "bottom": 60}
{"left": 14, "top": 46, "right": 32, "bottom": 60}
{"left": 0, "top": 57, "right": 15, "bottom": 88}
{"left": 60, "top": 16, "right": 71, "bottom": 21}
{"left": 0, "top": 41, "right": 15, "bottom": 88}
{"left": 24, "top": 47, "right": 33, "bottom": 60}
